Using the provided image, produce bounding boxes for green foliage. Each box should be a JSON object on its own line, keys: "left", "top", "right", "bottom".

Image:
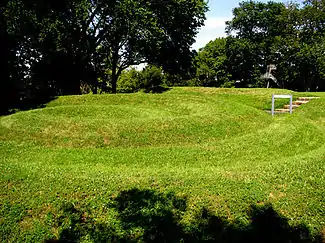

{"left": 193, "top": 1, "right": 325, "bottom": 91}
{"left": 117, "top": 68, "right": 142, "bottom": 93}
{"left": 117, "top": 66, "right": 168, "bottom": 93}
{"left": 225, "top": 1, "right": 291, "bottom": 87}
{"left": 140, "top": 65, "right": 165, "bottom": 92}
{"left": 99, "top": 0, "right": 207, "bottom": 93}
{"left": 194, "top": 38, "right": 230, "bottom": 87}
{"left": 1, "top": 0, "right": 208, "bottom": 113}
{"left": 164, "top": 73, "right": 190, "bottom": 87}
{"left": 221, "top": 80, "right": 236, "bottom": 88}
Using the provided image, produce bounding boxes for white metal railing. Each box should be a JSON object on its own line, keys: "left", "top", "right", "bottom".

{"left": 271, "top": 94, "right": 293, "bottom": 116}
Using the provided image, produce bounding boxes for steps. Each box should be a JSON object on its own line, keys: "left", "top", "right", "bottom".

{"left": 284, "top": 104, "right": 300, "bottom": 109}
{"left": 298, "top": 97, "right": 320, "bottom": 101}
{"left": 292, "top": 100, "right": 309, "bottom": 105}
{"left": 273, "top": 97, "right": 320, "bottom": 114}
{"left": 274, "top": 108, "right": 291, "bottom": 113}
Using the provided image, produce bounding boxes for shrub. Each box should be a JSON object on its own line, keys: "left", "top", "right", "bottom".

{"left": 140, "top": 65, "right": 165, "bottom": 92}
{"left": 117, "top": 68, "right": 142, "bottom": 93}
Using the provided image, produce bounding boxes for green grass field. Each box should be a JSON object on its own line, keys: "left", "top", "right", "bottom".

{"left": 1, "top": 87, "right": 325, "bottom": 242}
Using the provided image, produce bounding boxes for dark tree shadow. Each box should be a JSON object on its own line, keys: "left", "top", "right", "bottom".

{"left": 46, "top": 188, "right": 323, "bottom": 243}
{"left": 1, "top": 95, "right": 57, "bottom": 116}
{"left": 143, "top": 86, "right": 171, "bottom": 93}
{"left": 189, "top": 204, "right": 321, "bottom": 243}
{"left": 113, "top": 188, "right": 186, "bottom": 242}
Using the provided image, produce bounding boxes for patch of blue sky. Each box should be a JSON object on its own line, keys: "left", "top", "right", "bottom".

{"left": 192, "top": 0, "right": 303, "bottom": 50}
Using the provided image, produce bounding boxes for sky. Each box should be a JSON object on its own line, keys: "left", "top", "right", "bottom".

{"left": 192, "top": 0, "right": 300, "bottom": 50}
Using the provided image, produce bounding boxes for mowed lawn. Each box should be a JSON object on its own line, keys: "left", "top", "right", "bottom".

{"left": 1, "top": 87, "right": 325, "bottom": 242}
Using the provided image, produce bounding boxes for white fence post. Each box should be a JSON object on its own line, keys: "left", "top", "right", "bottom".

{"left": 272, "top": 94, "right": 275, "bottom": 116}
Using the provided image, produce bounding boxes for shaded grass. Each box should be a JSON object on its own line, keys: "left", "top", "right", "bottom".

{"left": 44, "top": 189, "right": 322, "bottom": 243}
{"left": 1, "top": 87, "right": 325, "bottom": 242}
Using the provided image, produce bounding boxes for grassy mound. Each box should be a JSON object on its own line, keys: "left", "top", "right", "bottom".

{"left": 1, "top": 87, "right": 325, "bottom": 242}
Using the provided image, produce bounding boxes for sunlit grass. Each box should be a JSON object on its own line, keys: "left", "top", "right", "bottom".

{"left": 1, "top": 87, "right": 325, "bottom": 241}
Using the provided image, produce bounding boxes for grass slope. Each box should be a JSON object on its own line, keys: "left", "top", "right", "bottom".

{"left": 1, "top": 87, "right": 325, "bottom": 242}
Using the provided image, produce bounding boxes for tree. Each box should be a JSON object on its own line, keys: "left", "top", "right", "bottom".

{"left": 0, "top": 0, "right": 90, "bottom": 113}
{"left": 1, "top": 0, "right": 207, "bottom": 113}
{"left": 0, "top": 0, "right": 57, "bottom": 112}
{"left": 49, "top": 0, "right": 207, "bottom": 93}
{"left": 225, "top": 37, "right": 257, "bottom": 86}
{"left": 301, "top": 0, "right": 325, "bottom": 42}
{"left": 140, "top": 65, "right": 165, "bottom": 91}
{"left": 0, "top": 0, "right": 14, "bottom": 113}
{"left": 96, "top": 0, "right": 208, "bottom": 93}
{"left": 194, "top": 38, "right": 229, "bottom": 87}
{"left": 225, "top": 1, "right": 291, "bottom": 86}
{"left": 117, "top": 68, "right": 142, "bottom": 93}
{"left": 192, "top": 0, "right": 325, "bottom": 91}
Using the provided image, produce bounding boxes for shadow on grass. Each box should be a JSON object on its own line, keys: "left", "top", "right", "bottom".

{"left": 46, "top": 188, "right": 323, "bottom": 243}
{"left": 1, "top": 96, "right": 57, "bottom": 116}
{"left": 143, "top": 86, "right": 171, "bottom": 94}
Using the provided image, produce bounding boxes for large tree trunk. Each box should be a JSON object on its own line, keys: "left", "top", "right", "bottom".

{"left": 111, "top": 65, "right": 125, "bottom": 94}
{"left": 111, "top": 62, "right": 117, "bottom": 94}
{"left": 111, "top": 48, "right": 120, "bottom": 94}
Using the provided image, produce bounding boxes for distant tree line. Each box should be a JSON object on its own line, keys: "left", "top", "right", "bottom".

{"left": 193, "top": 0, "right": 325, "bottom": 91}
{"left": 0, "top": 0, "right": 207, "bottom": 113}
{"left": 2, "top": 0, "right": 325, "bottom": 114}
{"left": 92, "top": 0, "right": 325, "bottom": 94}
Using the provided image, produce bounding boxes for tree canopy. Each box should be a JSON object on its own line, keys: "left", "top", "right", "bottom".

{"left": 194, "top": 0, "right": 325, "bottom": 91}
{"left": 3, "top": 0, "right": 325, "bottom": 114}
{"left": 1, "top": 0, "right": 207, "bottom": 113}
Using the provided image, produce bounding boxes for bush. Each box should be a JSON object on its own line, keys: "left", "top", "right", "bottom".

{"left": 115, "top": 65, "right": 169, "bottom": 93}
{"left": 164, "top": 73, "right": 189, "bottom": 86}
{"left": 140, "top": 65, "right": 165, "bottom": 92}
{"left": 117, "top": 68, "right": 142, "bottom": 93}
{"left": 221, "top": 80, "right": 236, "bottom": 88}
